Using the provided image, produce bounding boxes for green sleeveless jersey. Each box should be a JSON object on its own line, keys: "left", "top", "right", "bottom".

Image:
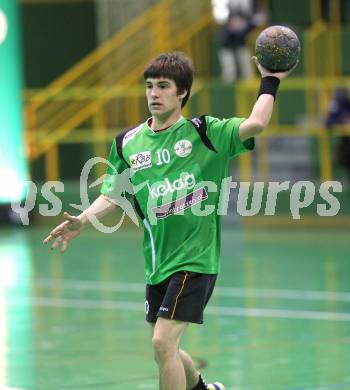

{"left": 101, "top": 115, "right": 254, "bottom": 285}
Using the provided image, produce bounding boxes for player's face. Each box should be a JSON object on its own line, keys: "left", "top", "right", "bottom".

{"left": 146, "top": 77, "right": 186, "bottom": 118}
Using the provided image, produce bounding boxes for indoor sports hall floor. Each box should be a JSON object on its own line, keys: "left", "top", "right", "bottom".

{"left": 0, "top": 226, "right": 349, "bottom": 390}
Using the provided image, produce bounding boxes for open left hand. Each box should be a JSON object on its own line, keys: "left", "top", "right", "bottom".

{"left": 252, "top": 56, "right": 299, "bottom": 80}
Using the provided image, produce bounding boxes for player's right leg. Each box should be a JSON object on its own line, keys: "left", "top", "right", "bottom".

{"left": 152, "top": 317, "right": 188, "bottom": 390}
{"left": 145, "top": 271, "right": 224, "bottom": 389}
{"left": 149, "top": 323, "right": 200, "bottom": 389}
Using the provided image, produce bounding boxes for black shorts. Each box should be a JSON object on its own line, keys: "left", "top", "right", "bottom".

{"left": 145, "top": 271, "right": 217, "bottom": 324}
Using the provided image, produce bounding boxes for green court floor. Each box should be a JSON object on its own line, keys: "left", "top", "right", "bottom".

{"left": 0, "top": 226, "right": 350, "bottom": 390}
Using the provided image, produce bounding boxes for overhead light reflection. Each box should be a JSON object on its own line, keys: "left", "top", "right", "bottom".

{"left": 0, "top": 233, "right": 32, "bottom": 388}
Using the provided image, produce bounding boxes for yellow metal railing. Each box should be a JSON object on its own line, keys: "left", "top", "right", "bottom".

{"left": 234, "top": 77, "right": 350, "bottom": 183}
{"left": 25, "top": 0, "right": 349, "bottom": 184}
{"left": 26, "top": 76, "right": 350, "bottom": 183}
{"left": 304, "top": 14, "right": 342, "bottom": 78}
{"left": 26, "top": 0, "right": 213, "bottom": 170}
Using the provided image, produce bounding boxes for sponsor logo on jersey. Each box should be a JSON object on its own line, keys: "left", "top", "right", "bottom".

{"left": 122, "top": 125, "right": 142, "bottom": 147}
{"left": 159, "top": 306, "right": 169, "bottom": 312}
{"left": 174, "top": 139, "right": 192, "bottom": 158}
{"left": 129, "top": 151, "right": 152, "bottom": 171}
{"left": 147, "top": 173, "right": 195, "bottom": 199}
{"left": 152, "top": 187, "right": 209, "bottom": 219}
{"left": 145, "top": 300, "right": 150, "bottom": 314}
{"left": 191, "top": 117, "right": 202, "bottom": 128}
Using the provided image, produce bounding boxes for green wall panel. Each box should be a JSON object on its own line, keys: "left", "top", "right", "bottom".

{"left": 278, "top": 90, "right": 306, "bottom": 124}
{"left": 21, "top": 2, "right": 96, "bottom": 87}
{"left": 341, "top": 28, "right": 350, "bottom": 74}
{"left": 270, "top": 0, "right": 311, "bottom": 26}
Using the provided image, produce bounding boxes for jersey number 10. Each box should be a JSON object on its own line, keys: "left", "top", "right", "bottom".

{"left": 156, "top": 149, "right": 171, "bottom": 165}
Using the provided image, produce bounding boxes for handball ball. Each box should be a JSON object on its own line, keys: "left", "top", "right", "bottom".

{"left": 207, "top": 383, "right": 226, "bottom": 390}
{"left": 255, "top": 25, "right": 300, "bottom": 72}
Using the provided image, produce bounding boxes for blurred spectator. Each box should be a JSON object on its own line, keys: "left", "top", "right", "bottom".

{"left": 211, "top": 0, "right": 267, "bottom": 82}
{"left": 326, "top": 87, "right": 350, "bottom": 182}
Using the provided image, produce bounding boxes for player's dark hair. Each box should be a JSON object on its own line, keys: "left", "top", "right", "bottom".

{"left": 143, "top": 52, "right": 194, "bottom": 107}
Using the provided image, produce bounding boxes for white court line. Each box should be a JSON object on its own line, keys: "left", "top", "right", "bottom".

{"left": 7, "top": 296, "right": 350, "bottom": 322}
{"left": 137, "top": 384, "right": 157, "bottom": 389}
{"left": 32, "top": 278, "right": 350, "bottom": 303}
